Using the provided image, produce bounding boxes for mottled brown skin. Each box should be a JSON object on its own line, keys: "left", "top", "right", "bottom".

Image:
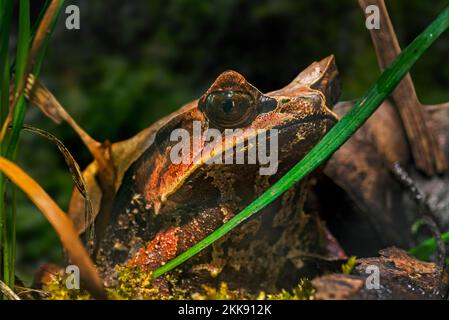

{"left": 70, "top": 56, "right": 343, "bottom": 292}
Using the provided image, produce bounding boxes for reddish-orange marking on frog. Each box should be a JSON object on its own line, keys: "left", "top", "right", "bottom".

{"left": 128, "top": 227, "right": 180, "bottom": 270}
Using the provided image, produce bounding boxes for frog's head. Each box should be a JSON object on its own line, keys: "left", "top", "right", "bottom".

{"left": 144, "top": 55, "right": 340, "bottom": 215}
{"left": 120, "top": 55, "right": 342, "bottom": 270}
{"left": 64, "top": 56, "right": 344, "bottom": 278}
{"left": 69, "top": 56, "right": 341, "bottom": 269}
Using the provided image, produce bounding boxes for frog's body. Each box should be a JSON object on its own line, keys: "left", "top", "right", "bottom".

{"left": 69, "top": 56, "right": 343, "bottom": 292}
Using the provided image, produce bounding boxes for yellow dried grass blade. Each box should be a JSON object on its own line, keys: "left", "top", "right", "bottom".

{"left": 0, "top": 156, "right": 106, "bottom": 299}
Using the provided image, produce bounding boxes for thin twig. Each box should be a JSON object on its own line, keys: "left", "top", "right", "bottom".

{"left": 14, "top": 285, "right": 48, "bottom": 295}
{"left": 359, "top": 0, "right": 448, "bottom": 175}
{"left": 390, "top": 162, "right": 446, "bottom": 273}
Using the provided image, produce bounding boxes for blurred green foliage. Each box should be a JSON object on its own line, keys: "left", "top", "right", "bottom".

{"left": 11, "top": 0, "right": 449, "bottom": 283}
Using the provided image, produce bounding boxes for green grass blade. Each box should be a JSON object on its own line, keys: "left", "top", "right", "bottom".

{"left": 4, "top": 0, "right": 31, "bottom": 288}
{"left": 153, "top": 6, "right": 449, "bottom": 278}
{"left": 0, "top": 53, "right": 7, "bottom": 284}
{"left": 0, "top": 0, "right": 65, "bottom": 143}
{"left": 15, "top": 1, "right": 31, "bottom": 85}
{"left": 0, "top": 0, "right": 14, "bottom": 292}
{"left": 0, "top": 1, "right": 13, "bottom": 93}
{"left": 6, "top": 0, "right": 65, "bottom": 159}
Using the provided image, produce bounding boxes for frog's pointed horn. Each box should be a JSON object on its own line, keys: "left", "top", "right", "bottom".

{"left": 288, "top": 55, "right": 341, "bottom": 106}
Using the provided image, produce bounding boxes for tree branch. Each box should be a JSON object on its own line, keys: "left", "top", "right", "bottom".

{"left": 359, "top": 0, "right": 447, "bottom": 175}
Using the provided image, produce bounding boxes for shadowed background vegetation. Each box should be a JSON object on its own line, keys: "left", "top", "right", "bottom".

{"left": 11, "top": 0, "right": 449, "bottom": 282}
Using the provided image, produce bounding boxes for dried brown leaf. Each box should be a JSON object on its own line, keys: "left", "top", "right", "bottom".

{"left": 22, "top": 124, "right": 95, "bottom": 250}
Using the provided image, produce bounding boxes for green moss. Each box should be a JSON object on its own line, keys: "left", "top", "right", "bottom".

{"left": 43, "top": 265, "right": 187, "bottom": 300}
{"left": 341, "top": 256, "right": 357, "bottom": 275}
{"left": 265, "top": 279, "right": 315, "bottom": 300}
{"left": 192, "top": 282, "right": 251, "bottom": 300}
{"left": 108, "top": 265, "right": 158, "bottom": 299}
{"left": 109, "top": 265, "right": 187, "bottom": 300}
{"left": 42, "top": 264, "right": 316, "bottom": 300}
{"left": 191, "top": 279, "right": 315, "bottom": 300}
{"left": 44, "top": 274, "right": 92, "bottom": 300}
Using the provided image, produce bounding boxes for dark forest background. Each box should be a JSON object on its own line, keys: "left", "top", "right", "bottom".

{"left": 11, "top": 0, "right": 449, "bottom": 282}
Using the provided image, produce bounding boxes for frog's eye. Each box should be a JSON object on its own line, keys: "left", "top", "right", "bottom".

{"left": 201, "top": 91, "right": 257, "bottom": 129}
